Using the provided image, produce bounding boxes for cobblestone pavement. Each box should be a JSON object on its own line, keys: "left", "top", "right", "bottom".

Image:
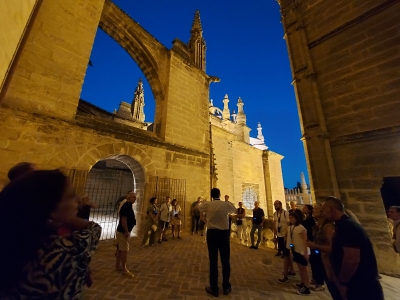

{"left": 83, "top": 233, "right": 399, "bottom": 300}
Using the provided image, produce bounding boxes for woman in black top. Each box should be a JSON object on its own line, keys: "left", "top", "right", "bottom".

{"left": 302, "top": 205, "right": 315, "bottom": 241}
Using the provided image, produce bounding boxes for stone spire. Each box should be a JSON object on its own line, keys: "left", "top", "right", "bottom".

{"left": 236, "top": 97, "right": 246, "bottom": 125}
{"left": 191, "top": 10, "right": 203, "bottom": 33}
{"left": 222, "top": 94, "right": 230, "bottom": 120}
{"left": 188, "top": 10, "right": 206, "bottom": 71}
{"left": 301, "top": 172, "right": 308, "bottom": 192}
{"left": 257, "top": 122, "right": 264, "bottom": 142}
{"left": 131, "top": 78, "right": 145, "bottom": 122}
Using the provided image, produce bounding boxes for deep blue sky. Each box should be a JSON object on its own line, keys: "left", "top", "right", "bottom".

{"left": 80, "top": 0, "right": 308, "bottom": 188}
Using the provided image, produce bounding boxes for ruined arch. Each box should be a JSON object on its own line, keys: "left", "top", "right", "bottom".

{"left": 98, "top": 0, "right": 168, "bottom": 110}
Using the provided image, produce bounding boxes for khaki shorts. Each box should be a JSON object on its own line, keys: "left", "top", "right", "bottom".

{"left": 116, "top": 231, "right": 131, "bottom": 251}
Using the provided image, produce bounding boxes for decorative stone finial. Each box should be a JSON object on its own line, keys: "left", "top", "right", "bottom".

{"left": 210, "top": 99, "right": 214, "bottom": 107}
{"left": 231, "top": 110, "right": 237, "bottom": 123}
{"left": 301, "top": 172, "right": 308, "bottom": 192}
{"left": 191, "top": 10, "right": 203, "bottom": 35}
{"left": 222, "top": 94, "right": 230, "bottom": 120}
{"left": 257, "top": 122, "right": 264, "bottom": 142}
{"left": 236, "top": 97, "right": 246, "bottom": 125}
{"left": 131, "top": 78, "right": 145, "bottom": 122}
{"left": 188, "top": 10, "right": 206, "bottom": 71}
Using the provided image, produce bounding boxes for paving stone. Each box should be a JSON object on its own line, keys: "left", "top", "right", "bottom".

{"left": 83, "top": 234, "right": 400, "bottom": 300}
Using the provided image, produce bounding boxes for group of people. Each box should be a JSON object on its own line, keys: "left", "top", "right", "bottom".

{"left": 0, "top": 161, "right": 395, "bottom": 300}
{"left": 197, "top": 194, "right": 386, "bottom": 300}
{"left": 141, "top": 196, "right": 183, "bottom": 247}
{"left": 0, "top": 162, "right": 101, "bottom": 299}
{"left": 273, "top": 199, "right": 384, "bottom": 299}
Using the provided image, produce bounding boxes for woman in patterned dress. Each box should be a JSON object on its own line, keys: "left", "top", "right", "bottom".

{"left": 0, "top": 169, "right": 102, "bottom": 300}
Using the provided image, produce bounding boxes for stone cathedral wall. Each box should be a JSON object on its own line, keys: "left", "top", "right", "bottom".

{"left": 0, "top": 0, "right": 38, "bottom": 89}
{"left": 0, "top": 0, "right": 213, "bottom": 232}
{"left": 211, "top": 125, "right": 285, "bottom": 217}
{"left": 0, "top": 106, "right": 210, "bottom": 230}
{"left": 279, "top": 0, "right": 400, "bottom": 274}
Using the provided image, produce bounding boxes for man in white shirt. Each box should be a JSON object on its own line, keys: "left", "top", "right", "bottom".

{"left": 388, "top": 206, "right": 400, "bottom": 253}
{"left": 158, "top": 196, "right": 172, "bottom": 243}
{"left": 274, "top": 200, "right": 296, "bottom": 279}
{"left": 273, "top": 200, "right": 290, "bottom": 257}
{"left": 200, "top": 188, "right": 236, "bottom": 297}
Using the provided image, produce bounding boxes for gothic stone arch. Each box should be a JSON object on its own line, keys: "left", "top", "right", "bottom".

{"left": 77, "top": 143, "right": 155, "bottom": 235}
{"left": 2, "top": 0, "right": 211, "bottom": 155}
{"left": 99, "top": 0, "right": 169, "bottom": 135}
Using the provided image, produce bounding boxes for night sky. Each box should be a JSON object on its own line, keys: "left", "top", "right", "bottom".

{"left": 80, "top": 0, "right": 308, "bottom": 188}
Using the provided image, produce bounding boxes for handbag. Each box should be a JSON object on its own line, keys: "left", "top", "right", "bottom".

{"left": 236, "top": 219, "right": 243, "bottom": 226}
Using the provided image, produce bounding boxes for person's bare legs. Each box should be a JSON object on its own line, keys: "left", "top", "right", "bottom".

{"left": 158, "top": 223, "right": 164, "bottom": 242}
{"left": 162, "top": 225, "right": 168, "bottom": 240}
{"left": 288, "top": 257, "right": 295, "bottom": 273}
{"left": 120, "top": 251, "right": 128, "bottom": 272}
{"left": 177, "top": 225, "right": 181, "bottom": 238}
{"left": 283, "top": 255, "right": 290, "bottom": 277}
{"left": 115, "top": 250, "right": 122, "bottom": 271}
{"left": 119, "top": 249, "right": 134, "bottom": 277}
{"left": 171, "top": 225, "right": 175, "bottom": 238}
{"left": 298, "top": 264, "right": 310, "bottom": 287}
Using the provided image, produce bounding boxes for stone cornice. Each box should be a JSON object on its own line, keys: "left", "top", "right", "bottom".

{"left": 0, "top": 105, "right": 210, "bottom": 158}
{"left": 330, "top": 125, "right": 400, "bottom": 147}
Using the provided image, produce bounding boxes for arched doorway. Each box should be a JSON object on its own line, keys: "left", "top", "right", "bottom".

{"left": 84, "top": 154, "right": 145, "bottom": 240}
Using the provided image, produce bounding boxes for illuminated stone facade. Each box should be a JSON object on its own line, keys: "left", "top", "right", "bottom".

{"left": 0, "top": 0, "right": 285, "bottom": 234}
{"left": 209, "top": 96, "right": 285, "bottom": 216}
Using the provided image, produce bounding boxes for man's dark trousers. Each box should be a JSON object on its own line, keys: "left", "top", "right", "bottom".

{"left": 206, "top": 229, "right": 231, "bottom": 292}
{"left": 192, "top": 215, "right": 200, "bottom": 233}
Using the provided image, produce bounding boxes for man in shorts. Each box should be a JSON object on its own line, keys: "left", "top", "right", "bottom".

{"left": 115, "top": 192, "right": 136, "bottom": 277}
